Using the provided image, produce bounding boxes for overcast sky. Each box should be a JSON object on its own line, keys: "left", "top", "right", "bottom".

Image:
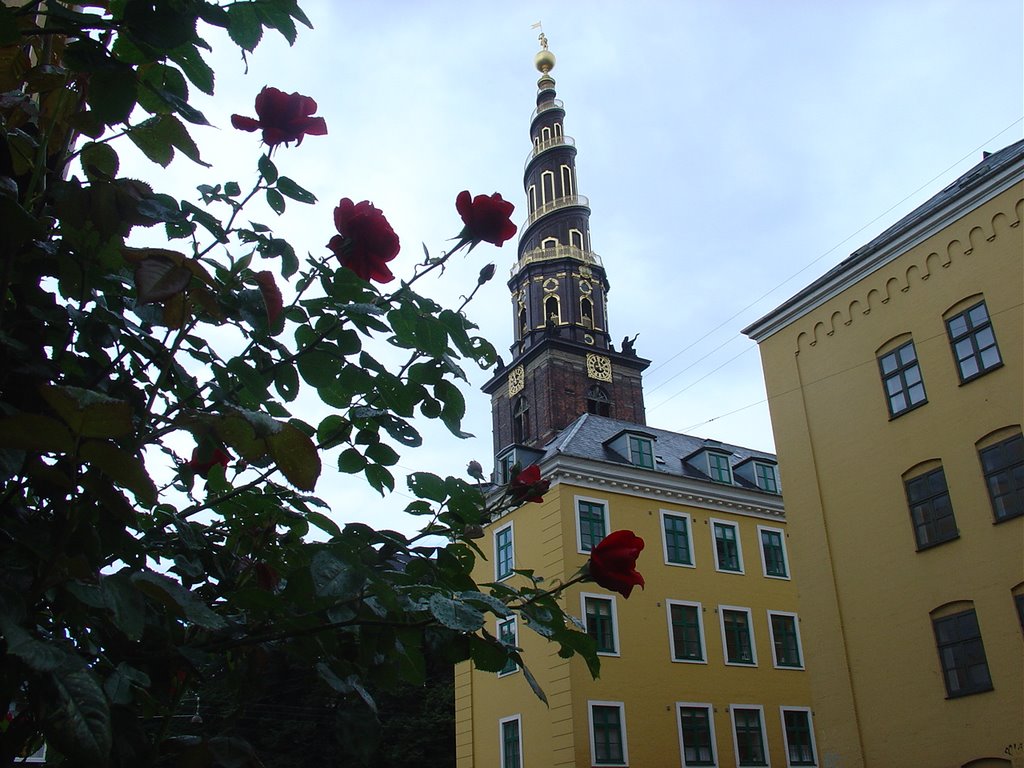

{"left": 126, "top": 1, "right": 1023, "bottom": 533}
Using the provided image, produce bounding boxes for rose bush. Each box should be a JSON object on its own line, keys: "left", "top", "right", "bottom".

{"left": 456, "top": 190, "right": 518, "bottom": 247}
{"left": 328, "top": 197, "right": 402, "bottom": 283}
{"left": 588, "top": 530, "right": 646, "bottom": 598}
{"left": 231, "top": 86, "right": 329, "bottom": 148}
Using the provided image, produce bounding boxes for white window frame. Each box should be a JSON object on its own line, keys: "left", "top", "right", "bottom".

{"left": 575, "top": 495, "right": 609, "bottom": 554}
{"left": 754, "top": 461, "right": 780, "bottom": 492}
{"left": 496, "top": 615, "right": 519, "bottom": 677}
{"left": 779, "top": 706, "right": 818, "bottom": 768}
{"left": 581, "top": 591, "right": 620, "bottom": 657}
{"left": 756, "top": 525, "right": 790, "bottom": 580}
{"left": 730, "top": 704, "right": 769, "bottom": 768}
{"left": 660, "top": 510, "right": 695, "bottom": 568}
{"left": 767, "top": 610, "right": 804, "bottom": 670}
{"left": 588, "top": 700, "right": 629, "bottom": 767}
{"left": 627, "top": 435, "right": 655, "bottom": 468}
{"left": 711, "top": 518, "right": 744, "bottom": 574}
{"left": 676, "top": 702, "right": 718, "bottom": 768}
{"left": 719, "top": 605, "right": 758, "bottom": 667}
{"left": 541, "top": 170, "right": 556, "bottom": 205}
{"left": 498, "top": 714, "right": 523, "bottom": 768}
{"left": 494, "top": 521, "right": 515, "bottom": 582}
{"left": 666, "top": 599, "right": 707, "bottom": 664}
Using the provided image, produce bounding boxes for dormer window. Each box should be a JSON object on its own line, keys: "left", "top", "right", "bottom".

{"left": 708, "top": 452, "right": 733, "bottom": 484}
{"left": 628, "top": 436, "right": 654, "bottom": 469}
{"left": 754, "top": 462, "right": 779, "bottom": 493}
{"left": 496, "top": 452, "right": 517, "bottom": 485}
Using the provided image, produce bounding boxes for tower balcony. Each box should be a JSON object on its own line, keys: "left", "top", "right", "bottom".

{"left": 523, "top": 194, "right": 590, "bottom": 229}
{"left": 516, "top": 244, "right": 603, "bottom": 271}
{"left": 530, "top": 99, "right": 564, "bottom": 123}
{"left": 525, "top": 135, "right": 576, "bottom": 169}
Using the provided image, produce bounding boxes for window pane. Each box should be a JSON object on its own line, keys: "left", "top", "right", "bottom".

{"left": 715, "top": 523, "right": 740, "bottom": 571}
{"left": 592, "top": 706, "right": 624, "bottom": 764}
{"left": 670, "top": 604, "right": 703, "bottom": 661}
{"left": 932, "top": 609, "right": 993, "bottom": 697}
{"left": 579, "top": 501, "right": 607, "bottom": 551}
{"left": 879, "top": 341, "right": 927, "bottom": 416}
{"left": 664, "top": 514, "right": 692, "bottom": 565}
{"left": 723, "top": 610, "right": 754, "bottom": 664}
{"left": 734, "top": 708, "right": 766, "bottom": 766}
{"left": 679, "top": 707, "right": 715, "bottom": 766}
{"left": 905, "top": 467, "right": 958, "bottom": 549}
{"left": 980, "top": 434, "right": 1023, "bottom": 522}
{"left": 783, "top": 710, "right": 816, "bottom": 766}
{"left": 586, "top": 598, "right": 616, "bottom": 653}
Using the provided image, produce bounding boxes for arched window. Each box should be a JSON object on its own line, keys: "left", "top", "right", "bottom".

{"left": 541, "top": 126, "right": 551, "bottom": 142}
{"left": 513, "top": 397, "right": 530, "bottom": 443}
{"left": 581, "top": 298, "right": 594, "bottom": 328}
{"left": 541, "top": 237, "right": 558, "bottom": 249}
{"left": 545, "top": 296, "right": 560, "bottom": 325}
{"left": 528, "top": 185, "right": 537, "bottom": 214}
{"left": 569, "top": 228, "right": 585, "bottom": 250}
{"left": 560, "top": 165, "right": 574, "bottom": 197}
{"left": 541, "top": 171, "right": 556, "bottom": 205}
{"left": 518, "top": 306, "right": 528, "bottom": 337}
{"left": 553, "top": 122, "right": 562, "bottom": 138}
{"left": 587, "top": 386, "right": 611, "bottom": 417}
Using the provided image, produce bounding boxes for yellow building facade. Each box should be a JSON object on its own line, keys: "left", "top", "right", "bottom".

{"left": 743, "top": 140, "right": 1024, "bottom": 767}
{"left": 456, "top": 416, "right": 817, "bottom": 768}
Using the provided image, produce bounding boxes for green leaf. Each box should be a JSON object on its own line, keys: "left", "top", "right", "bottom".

{"left": 267, "top": 421, "right": 321, "bottom": 491}
{"left": 469, "top": 634, "right": 513, "bottom": 673}
{"left": 181, "top": 199, "right": 226, "bottom": 240}
{"left": 365, "top": 442, "right": 399, "bottom": 467}
{"left": 168, "top": 43, "right": 215, "bottom": 95}
{"left": 265, "top": 188, "right": 285, "bottom": 214}
{"left": 364, "top": 463, "right": 394, "bottom": 495}
{"left": 40, "top": 385, "right": 133, "bottom": 439}
{"left": 258, "top": 153, "right": 278, "bottom": 183}
{"left": 459, "top": 591, "right": 511, "bottom": 617}
{"left": 132, "top": 253, "right": 192, "bottom": 305}
{"left": 137, "top": 62, "right": 188, "bottom": 115}
{"left": 103, "top": 663, "right": 150, "bottom": 706}
{"left": 520, "top": 662, "right": 549, "bottom": 706}
{"left": 127, "top": 115, "right": 174, "bottom": 166}
{"left": 0, "top": 413, "right": 75, "bottom": 452}
{"left": 429, "top": 594, "right": 485, "bottom": 632}
{"left": 80, "top": 142, "right": 120, "bottom": 181}
{"left": 0, "top": 4, "right": 19, "bottom": 46}
{"left": 378, "top": 414, "right": 422, "bottom": 447}
{"left": 415, "top": 315, "right": 449, "bottom": 357}
{"left": 337, "top": 449, "right": 366, "bottom": 474}
{"left": 255, "top": 1, "right": 298, "bottom": 44}
{"left": 226, "top": 2, "right": 263, "bottom": 51}
{"left": 0, "top": 621, "right": 72, "bottom": 672}
{"left": 274, "top": 365, "right": 300, "bottom": 401}
{"left": 276, "top": 176, "right": 317, "bottom": 203}
{"left": 87, "top": 66, "right": 138, "bottom": 124}
{"left": 407, "top": 472, "right": 447, "bottom": 502}
{"left": 224, "top": 181, "right": 241, "bottom": 197}
{"left": 79, "top": 441, "right": 157, "bottom": 507}
{"left": 44, "top": 664, "right": 112, "bottom": 764}
{"left": 101, "top": 573, "right": 146, "bottom": 641}
{"left": 132, "top": 570, "right": 227, "bottom": 630}
{"left": 317, "top": 415, "right": 351, "bottom": 449}
{"left": 305, "top": 510, "right": 342, "bottom": 538}
{"left": 310, "top": 550, "right": 363, "bottom": 598}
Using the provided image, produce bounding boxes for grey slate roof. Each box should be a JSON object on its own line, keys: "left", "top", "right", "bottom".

{"left": 534, "top": 413, "right": 778, "bottom": 492}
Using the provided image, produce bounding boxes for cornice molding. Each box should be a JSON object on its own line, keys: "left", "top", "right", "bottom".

{"left": 743, "top": 158, "right": 1024, "bottom": 343}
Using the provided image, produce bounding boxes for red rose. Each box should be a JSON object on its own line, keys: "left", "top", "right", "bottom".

{"left": 456, "top": 191, "right": 517, "bottom": 247}
{"left": 188, "top": 447, "right": 231, "bottom": 477}
{"left": 230, "top": 86, "right": 328, "bottom": 148}
{"left": 327, "top": 198, "right": 400, "bottom": 283}
{"left": 588, "top": 530, "right": 645, "bottom": 599}
{"left": 509, "top": 464, "right": 550, "bottom": 504}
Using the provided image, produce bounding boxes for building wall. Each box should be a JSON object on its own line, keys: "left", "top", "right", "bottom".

{"left": 456, "top": 477, "right": 814, "bottom": 768}
{"left": 756, "top": 184, "right": 1024, "bottom": 766}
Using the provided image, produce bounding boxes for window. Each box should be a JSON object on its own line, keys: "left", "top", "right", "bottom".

{"left": 497, "top": 616, "right": 518, "bottom": 676}
{"left": 628, "top": 436, "right": 654, "bottom": 469}
{"left": 544, "top": 295, "right": 560, "bottom": 324}
{"left": 497, "top": 452, "right": 516, "bottom": 485}
{"left": 583, "top": 594, "right": 618, "bottom": 655}
{"left": 758, "top": 526, "right": 788, "bottom": 579}
{"left": 979, "top": 432, "right": 1023, "bottom": 522}
{"left": 768, "top": 611, "right": 804, "bottom": 669}
{"left": 946, "top": 300, "right": 1002, "bottom": 382}
{"left": 754, "top": 462, "right": 779, "bottom": 492}
{"left": 661, "top": 512, "right": 694, "bottom": 566}
{"left": 587, "top": 385, "right": 611, "bottom": 416}
{"left": 932, "top": 608, "right": 993, "bottom": 697}
{"left": 731, "top": 706, "right": 768, "bottom": 767}
{"left": 712, "top": 520, "right": 743, "bottom": 573}
{"left": 667, "top": 601, "right": 705, "bottom": 663}
{"left": 720, "top": 607, "right": 756, "bottom": 666}
{"left": 781, "top": 708, "right": 817, "bottom": 767}
{"left": 589, "top": 702, "right": 627, "bottom": 766}
{"left": 904, "top": 466, "right": 958, "bottom": 549}
{"left": 1015, "top": 592, "right": 1024, "bottom": 632}
{"left": 708, "top": 452, "right": 733, "bottom": 483}
{"left": 577, "top": 498, "right": 608, "bottom": 552}
{"left": 677, "top": 704, "right": 716, "bottom": 767}
{"left": 512, "top": 397, "right": 529, "bottom": 443}
{"left": 494, "top": 522, "right": 514, "bottom": 581}
{"left": 499, "top": 716, "right": 522, "bottom": 768}
{"left": 878, "top": 340, "right": 927, "bottom": 417}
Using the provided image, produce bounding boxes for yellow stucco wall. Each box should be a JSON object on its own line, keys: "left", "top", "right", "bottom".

{"left": 756, "top": 185, "right": 1024, "bottom": 767}
{"left": 456, "top": 479, "right": 814, "bottom": 767}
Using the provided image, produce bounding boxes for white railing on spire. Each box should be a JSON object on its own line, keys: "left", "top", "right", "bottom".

{"left": 523, "top": 195, "right": 590, "bottom": 229}
{"left": 525, "top": 135, "right": 575, "bottom": 168}
{"left": 516, "top": 244, "right": 603, "bottom": 271}
{"left": 530, "top": 99, "right": 563, "bottom": 122}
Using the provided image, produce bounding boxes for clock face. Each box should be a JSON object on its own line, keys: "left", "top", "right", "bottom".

{"left": 508, "top": 365, "right": 525, "bottom": 396}
{"left": 586, "top": 353, "right": 612, "bottom": 382}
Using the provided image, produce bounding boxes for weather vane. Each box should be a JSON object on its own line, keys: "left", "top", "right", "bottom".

{"left": 531, "top": 21, "right": 548, "bottom": 50}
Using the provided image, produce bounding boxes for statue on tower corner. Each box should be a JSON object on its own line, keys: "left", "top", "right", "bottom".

{"left": 621, "top": 334, "right": 639, "bottom": 356}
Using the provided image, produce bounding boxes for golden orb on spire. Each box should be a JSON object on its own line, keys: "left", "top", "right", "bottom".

{"left": 534, "top": 31, "right": 555, "bottom": 74}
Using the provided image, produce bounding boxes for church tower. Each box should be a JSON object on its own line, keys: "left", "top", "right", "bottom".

{"left": 482, "top": 36, "right": 650, "bottom": 463}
